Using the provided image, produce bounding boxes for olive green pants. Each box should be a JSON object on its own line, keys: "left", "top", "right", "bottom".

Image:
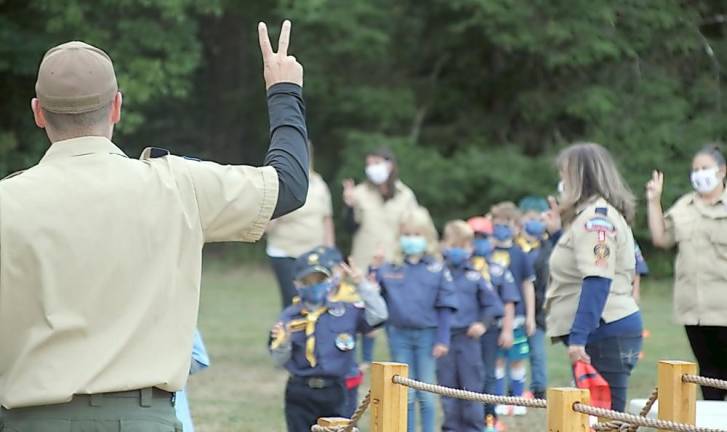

{"left": 0, "top": 388, "right": 182, "bottom": 432}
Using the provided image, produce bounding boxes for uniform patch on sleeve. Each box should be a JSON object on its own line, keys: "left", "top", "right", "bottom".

{"left": 595, "top": 207, "right": 608, "bottom": 216}
{"left": 593, "top": 244, "right": 611, "bottom": 267}
{"left": 584, "top": 216, "right": 615, "bottom": 233}
{"left": 427, "top": 262, "right": 444, "bottom": 273}
{"left": 466, "top": 271, "right": 481, "bottom": 282}
{"left": 505, "top": 272, "right": 515, "bottom": 284}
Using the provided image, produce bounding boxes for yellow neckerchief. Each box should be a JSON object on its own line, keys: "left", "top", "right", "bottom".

{"left": 272, "top": 305, "right": 328, "bottom": 367}
{"left": 329, "top": 281, "right": 361, "bottom": 303}
{"left": 471, "top": 256, "right": 491, "bottom": 282}
{"left": 516, "top": 235, "right": 541, "bottom": 253}
{"left": 491, "top": 249, "right": 511, "bottom": 268}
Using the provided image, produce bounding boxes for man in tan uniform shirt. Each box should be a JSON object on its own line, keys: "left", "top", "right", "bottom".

{"left": 0, "top": 21, "right": 308, "bottom": 431}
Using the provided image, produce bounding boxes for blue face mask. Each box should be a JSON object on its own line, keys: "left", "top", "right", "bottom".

{"left": 298, "top": 279, "right": 333, "bottom": 306}
{"left": 492, "top": 224, "right": 513, "bottom": 242}
{"left": 473, "top": 238, "right": 493, "bottom": 257}
{"left": 400, "top": 235, "right": 427, "bottom": 256}
{"left": 444, "top": 247, "right": 471, "bottom": 267}
{"left": 524, "top": 219, "right": 546, "bottom": 238}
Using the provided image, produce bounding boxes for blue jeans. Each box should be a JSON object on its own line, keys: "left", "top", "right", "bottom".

{"left": 387, "top": 326, "right": 437, "bottom": 432}
{"left": 528, "top": 327, "right": 548, "bottom": 394}
{"left": 585, "top": 335, "right": 642, "bottom": 412}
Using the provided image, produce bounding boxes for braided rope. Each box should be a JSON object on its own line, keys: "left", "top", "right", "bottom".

{"left": 310, "top": 390, "right": 371, "bottom": 432}
{"left": 683, "top": 374, "right": 727, "bottom": 391}
{"left": 592, "top": 387, "right": 658, "bottom": 432}
{"left": 573, "top": 403, "right": 727, "bottom": 432}
{"left": 392, "top": 375, "right": 547, "bottom": 408}
{"left": 344, "top": 390, "right": 370, "bottom": 432}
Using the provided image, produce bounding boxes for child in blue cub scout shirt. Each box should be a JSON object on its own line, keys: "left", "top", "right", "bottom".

{"left": 467, "top": 216, "right": 521, "bottom": 428}
{"left": 269, "top": 249, "right": 388, "bottom": 432}
{"left": 376, "top": 206, "right": 458, "bottom": 432}
{"left": 438, "top": 220, "right": 504, "bottom": 432}
{"left": 316, "top": 246, "right": 385, "bottom": 418}
{"left": 489, "top": 202, "right": 535, "bottom": 416}
{"left": 517, "top": 196, "right": 551, "bottom": 400}
{"left": 175, "top": 330, "right": 210, "bottom": 432}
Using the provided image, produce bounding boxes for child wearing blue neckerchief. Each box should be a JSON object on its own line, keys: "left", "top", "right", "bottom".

{"left": 376, "top": 206, "right": 458, "bottom": 432}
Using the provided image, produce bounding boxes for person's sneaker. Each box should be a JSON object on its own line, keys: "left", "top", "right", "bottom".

{"left": 495, "top": 405, "right": 512, "bottom": 416}
{"left": 522, "top": 390, "right": 534, "bottom": 399}
{"left": 512, "top": 405, "right": 527, "bottom": 416}
{"left": 533, "top": 390, "right": 546, "bottom": 400}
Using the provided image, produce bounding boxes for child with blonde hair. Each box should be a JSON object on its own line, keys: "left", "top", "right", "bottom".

{"left": 437, "top": 220, "right": 503, "bottom": 432}
{"left": 375, "top": 206, "right": 458, "bottom": 432}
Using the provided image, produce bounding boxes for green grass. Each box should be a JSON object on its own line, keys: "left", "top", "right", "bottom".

{"left": 188, "top": 262, "right": 693, "bottom": 431}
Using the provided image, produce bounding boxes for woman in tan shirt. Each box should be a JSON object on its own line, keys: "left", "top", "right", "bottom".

{"left": 545, "top": 143, "right": 642, "bottom": 411}
{"left": 646, "top": 145, "right": 727, "bottom": 400}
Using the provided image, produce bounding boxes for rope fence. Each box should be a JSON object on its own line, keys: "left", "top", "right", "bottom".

{"left": 573, "top": 403, "right": 726, "bottom": 432}
{"left": 683, "top": 374, "right": 727, "bottom": 391}
{"left": 391, "top": 375, "right": 547, "bottom": 408}
{"left": 593, "top": 387, "right": 658, "bottom": 432}
{"left": 313, "top": 361, "right": 727, "bottom": 432}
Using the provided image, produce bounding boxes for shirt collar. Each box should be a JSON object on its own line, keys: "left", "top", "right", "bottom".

{"left": 39, "top": 136, "right": 127, "bottom": 165}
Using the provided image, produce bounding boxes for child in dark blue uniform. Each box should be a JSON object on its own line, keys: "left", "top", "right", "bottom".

{"left": 489, "top": 202, "right": 535, "bottom": 416}
{"left": 438, "top": 220, "right": 504, "bottom": 432}
{"left": 270, "top": 249, "right": 388, "bottom": 432}
{"left": 376, "top": 206, "right": 457, "bottom": 432}
{"left": 517, "top": 196, "right": 551, "bottom": 400}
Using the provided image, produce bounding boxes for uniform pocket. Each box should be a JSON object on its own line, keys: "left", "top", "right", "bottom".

{"left": 710, "top": 228, "right": 727, "bottom": 261}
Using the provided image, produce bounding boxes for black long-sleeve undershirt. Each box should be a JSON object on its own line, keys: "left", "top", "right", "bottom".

{"left": 263, "top": 83, "right": 309, "bottom": 218}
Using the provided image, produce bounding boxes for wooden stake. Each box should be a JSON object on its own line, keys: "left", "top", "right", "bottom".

{"left": 370, "top": 362, "right": 408, "bottom": 432}
{"left": 657, "top": 360, "right": 697, "bottom": 427}
{"left": 546, "top": 388, "right": 590, "bottom": 432}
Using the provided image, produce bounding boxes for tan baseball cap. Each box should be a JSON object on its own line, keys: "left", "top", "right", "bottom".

{"left": 35, "top": 41, "right": 118, "bottom": 114}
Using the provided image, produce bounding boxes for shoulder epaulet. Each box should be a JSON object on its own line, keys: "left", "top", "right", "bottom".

{"left": 140, "top": 147, "right": 171, "bottom": 160}
{"left": 1, "top": 170, "right": 25, "bottom": 181}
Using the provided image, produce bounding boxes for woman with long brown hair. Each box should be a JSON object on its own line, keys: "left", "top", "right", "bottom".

{"left": 544, "top": 142, "right": 642, "bottom": 412}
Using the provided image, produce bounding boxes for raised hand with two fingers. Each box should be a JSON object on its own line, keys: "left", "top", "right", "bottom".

{"left": 258, "top": 20, "right": 303, "bottom": 89}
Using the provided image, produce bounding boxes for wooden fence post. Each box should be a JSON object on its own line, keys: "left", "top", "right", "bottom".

{"left": 546, "top": 388, "right": 590, "bottom": 432}
{"left": 371, "top": 362, "right": 408, "bottom": 432}
{"left": 658, "top": 360, "right": 697, "bottom": 427}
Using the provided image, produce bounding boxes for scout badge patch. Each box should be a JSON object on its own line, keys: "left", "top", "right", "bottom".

{"left": 335, "top": 333, "right": 355, "bottom": 351}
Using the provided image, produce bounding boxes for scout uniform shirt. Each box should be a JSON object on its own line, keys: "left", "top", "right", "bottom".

{"left": 266, "top": 172, "right": 332, "bottom": 258}
{"left": 274, "top": 302, "right": 375, "bottom": 378}
{"left": 349, "top": 181, "right": 417, "bottom": 269}
{"left": 545, "top": 197, "right": 639, "bottom": 338}
{"left": 377, "top": 256, "right": 458, "bottom": 329}
{"left": 449, "top": 264, "right": 504, "bottom": 330}
{"left": 471, "top": 257, "right": 521, "bottom": 312}
{"left": 0, "top": 137, "right": 278, "bottom": 408}
{"left": 663, "top": 189, "right": 727, "bottom": 326}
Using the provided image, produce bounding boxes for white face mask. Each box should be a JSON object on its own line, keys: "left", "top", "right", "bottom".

{"left": 690, "top": 167, "right": 721, "bottom": 194}
{"left": 366, "top": 162, "right": 391, "bottom": 185}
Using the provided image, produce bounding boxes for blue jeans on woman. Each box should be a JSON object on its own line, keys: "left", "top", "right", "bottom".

{"left": 387, "top": 326, "right": 437, "bottom": 432}
{"left": 528, "top": 327, "right": 548, "bottom": 397}
{"left": 585, "top": 334, "right": 643, "bottom": 412}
